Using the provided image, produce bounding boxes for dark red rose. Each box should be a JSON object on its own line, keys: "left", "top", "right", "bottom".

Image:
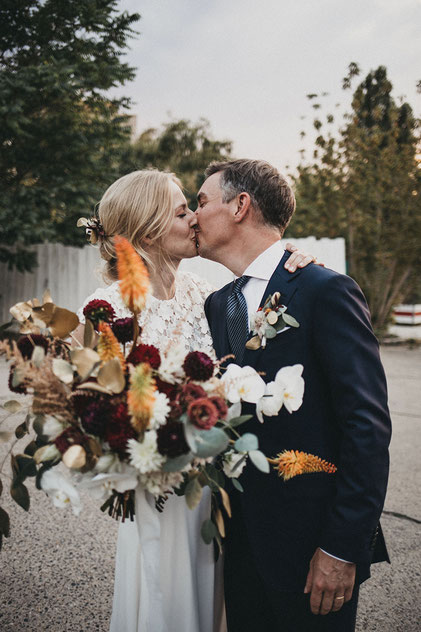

{"left": 54, "top": 427, "right": 86, "bottom": 454}
{"left": 83, "top": 299, "right": 115, "bottom": 330}
{"left": 208, "top": 396, "right": 228, "bottom": 420}
{"left": 112, "top": 317, "right": 136, "bottom": 344}
{"left": 154, "top": 377, "right": 179, "bottom": 401}
{"left": 127, "top": 343, "right": 161, "bottom": 370}
{"left": 17, "top": 334, "right": 49, "bottom": 360}
{"left": 157, "top": 421, "right": 190, "bottom": 458}
{"left": 179, "top": 383, "right": 207, "bottom": 407}
{"left": 183, "top": 351, "right": 214, "bottom": 382}
{"left": 105, "top": 403, "right": 136, "bottom": 458}
{"left": 187, "top": 397, "right": 219, "bottom": 430}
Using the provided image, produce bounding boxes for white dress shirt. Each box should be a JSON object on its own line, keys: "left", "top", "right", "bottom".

{"left": 238, "top": 241, "right": 352, "bottom": 565}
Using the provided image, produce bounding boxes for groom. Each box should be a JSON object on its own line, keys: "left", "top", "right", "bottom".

{"left": 193, "top": 159, "right": 391, "bottom": 631}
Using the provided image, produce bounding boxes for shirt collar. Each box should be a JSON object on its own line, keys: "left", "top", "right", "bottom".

{"left": 242, "top": 240, "right": 284, "bottom": 281}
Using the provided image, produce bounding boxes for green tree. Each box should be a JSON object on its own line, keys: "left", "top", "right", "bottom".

{"left": 0, "top": 0, "right": 140, "bottom": 270}
{"left": 290, "top": 64, "right": 421, "bottom": 332}
{"left": 120, "top": 118, "right": 233, "bottom": 206}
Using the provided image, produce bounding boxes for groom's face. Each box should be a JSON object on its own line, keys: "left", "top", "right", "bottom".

{"left": 194, "top": 172, "right": 236, "bottom": 261}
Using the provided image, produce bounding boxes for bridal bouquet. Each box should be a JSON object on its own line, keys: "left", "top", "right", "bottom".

{"left": 0, "top": 237, "right": 336, "bottom": 550}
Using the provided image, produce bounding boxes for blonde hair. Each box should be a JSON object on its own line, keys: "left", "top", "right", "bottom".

{"left": 97, "top": 169, "right": 182, "bottom": 281}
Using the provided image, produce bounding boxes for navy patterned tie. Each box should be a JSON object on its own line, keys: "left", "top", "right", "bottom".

{"left": 226, "top": 275, "right": 250, "bottom": 364}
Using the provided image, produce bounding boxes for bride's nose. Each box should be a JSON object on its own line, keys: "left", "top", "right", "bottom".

{"left": 188, "top": 210, "right": 198, "bottom": 229}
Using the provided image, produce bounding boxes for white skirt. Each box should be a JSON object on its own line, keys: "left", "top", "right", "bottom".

{"left": 110, "top": 486, "right": 226, "bottom": 632}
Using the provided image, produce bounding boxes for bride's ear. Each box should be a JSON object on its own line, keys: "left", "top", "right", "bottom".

{"left": 142, "top": 235, "right": 153, "bottom": 247}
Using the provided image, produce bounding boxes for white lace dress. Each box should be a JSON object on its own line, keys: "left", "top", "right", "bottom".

{"left": 78, "top": 271, "right": 225, "bottom": 632}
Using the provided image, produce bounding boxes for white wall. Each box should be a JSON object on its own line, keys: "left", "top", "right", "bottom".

{"left": 0, "top": 237, "right": 346, "bottom": 324}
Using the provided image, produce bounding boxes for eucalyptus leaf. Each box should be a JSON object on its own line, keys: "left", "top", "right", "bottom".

{"left": 52, "top": 358, "right": 74, "bottom": 384}
{"left": 234, "top": 433, "right": 258, "bottom": 453}
{"left": 215, "top": 508, "right": 225, "bottom": 538}
{"left": 162, "top": 452, "right": 193, "bottom": 472}
{"left": 227, "top": 414, "right": 252, "bottom": 428}
{"left": 249, "top": 449, "right": 270, "bottom": 473}
{"left": 185, "top": 476, "right": 203, "bottom": 510}
{"left": 32, "top": 415, "right": 46, "bottom": 437}
{"left": 83, "top": 318, "right": 95, "bottom": 349}
{"left": 264, "top": 325, "right": 277, "bottom": 339}
{"left": 15, "top": 454, "right": 37, "bottom": 479}
{"left": 219, "top": 487, "right": 232, "bottom": 517}
{"left": 15, "top": 415, "right": 30, "bottom": 439}
{"left": 185, "top": 424, "right": 229, "bottom": 458}
{"left": 97, "top": 358, "right": 125, "bottom": 394}
{"left": 201, "top": 518, "right": 218, "bottom": 545}
{"left": 24, "top": 440, "right": 37, "bottom": 457}
{"left": 10, "top": 483, "right": 30, "bottom": 511}
{"left": 31, "top": 345, "right": 45, "bottom": 367}
{"left": 282, "top": 312, "right": 300, "bottom": 328}
{"left": 232, "top": 478, "right": 244, "bottom": 492}
{"left": 11, "top": 366, "right": 25, "bottom": 388}
{"left": 0, "top": 507, "right": 10, "bottom": 538}
{"left": 3, "top": 400, "right": 22, "bottom": 414}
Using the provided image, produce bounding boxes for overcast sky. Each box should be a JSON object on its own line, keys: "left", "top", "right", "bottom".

{"left": 115, "top": 0, "right": 421, "bottom": 173}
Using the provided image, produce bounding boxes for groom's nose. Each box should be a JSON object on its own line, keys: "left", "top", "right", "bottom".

{"left": 189, "top": 213, "right": 199, "bottom": 229}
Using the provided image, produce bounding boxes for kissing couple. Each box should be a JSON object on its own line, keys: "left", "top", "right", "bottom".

{"left": 78, "top": 159, "right": 391, "bottom": 632}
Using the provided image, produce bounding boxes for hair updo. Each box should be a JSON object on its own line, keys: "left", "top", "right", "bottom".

{"left": 96, "top": 170, "right": 182, "bottom": 282}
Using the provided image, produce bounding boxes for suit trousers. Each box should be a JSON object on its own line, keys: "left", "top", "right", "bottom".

{"left": 224, "top": 494, "right": 359, "bottom": 632}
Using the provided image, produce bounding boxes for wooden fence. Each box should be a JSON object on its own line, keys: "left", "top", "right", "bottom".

{"left": 0, "top": 237, "right": 346, "bottom": 324}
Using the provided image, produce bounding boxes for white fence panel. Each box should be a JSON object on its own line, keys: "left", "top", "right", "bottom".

{"left": 0, "top": 237, "right": 346, "bottom": 324}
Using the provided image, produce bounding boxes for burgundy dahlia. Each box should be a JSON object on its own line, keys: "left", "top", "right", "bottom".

{"left": 79, "top": 400, "right": 110, "bottom": 437}
{"left": 127, "top": 343, "right": 161, "bottom": 370}
{"left": 208, "top": 396, "right": 228, "bottom": 420}
{"left": 83, "top": 299, "right": 115, "bottom": 330}
{"left": 17, "top": 334, "right": 49, "bottom": 360}
{"left": 183, "top": 351, "right": 214, "bottom": 382}
{"left": 157, "top": 421, "right": 190, "bottom": 458}
{"left": 187, "top": 397, "right": 219, "bottom": 430}
{"left": 55, "top": 427, "right": 86, "bottom": 454}
{"left": 179, "top": 383, "right": 207, "bottom": 407}
{"left": 105, "top": 403, "right": 136, "bottom": 458}
{"left": 154, "top": 377, "right": 179, "bottom": 401}
{"left": 112, "top": 317, "right": 136, "bottom": 344}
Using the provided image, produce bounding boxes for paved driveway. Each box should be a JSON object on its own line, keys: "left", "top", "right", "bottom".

{"left": 0, "top": 348, "right": 420, "bottom": 631}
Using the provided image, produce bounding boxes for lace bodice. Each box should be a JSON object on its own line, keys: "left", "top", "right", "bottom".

{"left": 77, "top": 271, "right": 215, "bottom": 355}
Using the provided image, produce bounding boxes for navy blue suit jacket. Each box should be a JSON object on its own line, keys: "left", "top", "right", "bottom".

{"left": 205, "top": 251, "right": 391, "bottom": 591}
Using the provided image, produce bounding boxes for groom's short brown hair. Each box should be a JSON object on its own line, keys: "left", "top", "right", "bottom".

{"left": 204, "top": 159, "right": 296, "bottom": 234}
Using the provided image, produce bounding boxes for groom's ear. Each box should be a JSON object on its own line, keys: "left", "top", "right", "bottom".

{"left": 233, "top": 192, "right": 252, "bottom": 223}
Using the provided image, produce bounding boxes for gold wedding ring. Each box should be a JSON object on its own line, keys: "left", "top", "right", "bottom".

{"left": 335, "top": 596, "right": 345, "bottom": 600}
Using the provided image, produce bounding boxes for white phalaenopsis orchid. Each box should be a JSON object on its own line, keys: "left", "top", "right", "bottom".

{"left": 274, "top": 364, "right": 305, "bottom": 413}
{"left": 40, "top": 469, "right": 82, "bottom": 515}
{"left": 79, "top": 464, "right": 138, "bottom": 500}
{"left": 221, "top": 364, "right": 266, "bottom": 404}
{"left": 256, "top": 364, "right": 305, "bottom": 421}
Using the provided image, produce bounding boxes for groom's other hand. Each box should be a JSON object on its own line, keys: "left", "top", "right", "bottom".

{"left": 304, "top": 547, "right": 356, "bottom": 615}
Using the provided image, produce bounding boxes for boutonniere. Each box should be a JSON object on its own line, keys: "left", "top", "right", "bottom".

{"left": 246, "top": 292, "right": 300, "bottom": 350}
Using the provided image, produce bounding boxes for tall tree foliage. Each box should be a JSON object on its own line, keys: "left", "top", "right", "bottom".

{"left": 0, "top": 0, "right": 140, "bottom": 270}
{"left": 120, "top": 118, "right": 233, "bottom": 206}
{"left": 290, "top": 64, "right": 421, "bottom": 331}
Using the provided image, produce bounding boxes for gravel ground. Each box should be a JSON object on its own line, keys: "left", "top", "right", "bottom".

{"left": 0, "top": 347, "right": 420, "bottom": 632}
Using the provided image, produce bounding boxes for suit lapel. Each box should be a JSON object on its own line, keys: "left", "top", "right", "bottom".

{"left": 242, "top": 251, "right": 301, "bottom": 366}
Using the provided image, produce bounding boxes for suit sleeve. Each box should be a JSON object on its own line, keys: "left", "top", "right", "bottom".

{"left": 312, "top": 274, "right": 391, "bottom": 566}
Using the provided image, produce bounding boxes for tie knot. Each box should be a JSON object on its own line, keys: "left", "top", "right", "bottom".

{"left": 233, "top": 275, "right": 250, "bottom": 294}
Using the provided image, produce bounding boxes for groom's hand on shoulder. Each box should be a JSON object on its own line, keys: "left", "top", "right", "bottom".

{"left": 304, "top": 547, "right": 356, "bottom": 615}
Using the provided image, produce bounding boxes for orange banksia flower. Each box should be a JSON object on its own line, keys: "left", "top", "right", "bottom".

{"left": 115, "top": 236, "right": 149, "bottom": 314}
{"left": 271, "top": 450, "right": 337, "bottom": 481}
{"left": 128, "top": 362, "right": 156, "bottom": 432}
{"left": 97, "top": 323, "right": 126, "bottom": 371}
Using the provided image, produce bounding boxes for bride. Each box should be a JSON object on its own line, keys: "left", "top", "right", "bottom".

{"left": 75, "top": 169, "right": 315, "bottom": 632}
